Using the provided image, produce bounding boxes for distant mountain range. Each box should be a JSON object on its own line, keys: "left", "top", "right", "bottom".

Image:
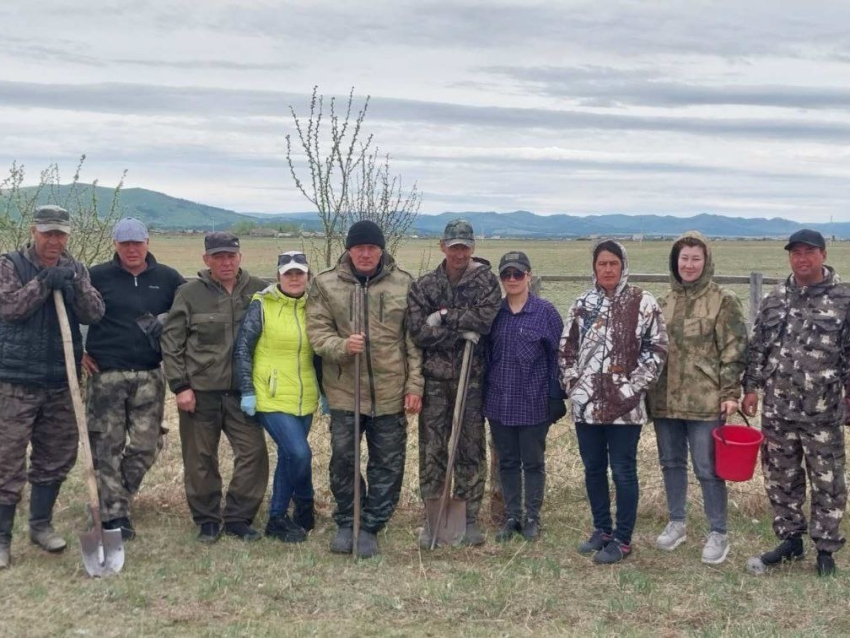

{"left": 12, "top": 184, "right": 850, "bottom": 238}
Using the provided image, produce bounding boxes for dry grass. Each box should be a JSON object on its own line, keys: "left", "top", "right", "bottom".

{"left": 3, "top": 238, "right": 850, "bottom": 636}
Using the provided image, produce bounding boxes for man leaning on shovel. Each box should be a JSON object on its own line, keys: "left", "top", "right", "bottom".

{"left": 0, "top": 205, "right": 105, "bottom": 569}
{"left": 306, "top": 220, "right": 423, "bottom": 559}
{"left": 408, "top": 219, "right": 501, "bottom": 547}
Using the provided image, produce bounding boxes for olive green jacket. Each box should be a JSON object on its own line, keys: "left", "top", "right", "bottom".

{"left": 306, "top": 253, "right": 424, "bottom": 416}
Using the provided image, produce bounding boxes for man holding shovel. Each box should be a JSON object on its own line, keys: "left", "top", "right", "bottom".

{"left": 408, "top": 220, "right": 501, "bottom": 547}
{"left": 306, "top": 220, "right": 423, "bottom": 559}
{"left": 0, "top": 205, "right": 105, "bottom": 569}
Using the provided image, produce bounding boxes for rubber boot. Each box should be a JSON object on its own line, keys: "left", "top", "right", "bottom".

{"left": 29, "top": 483, "right": 67, "bottom": 553}
{"left": 0, "top": 504, "right": 15, "bottom": 569}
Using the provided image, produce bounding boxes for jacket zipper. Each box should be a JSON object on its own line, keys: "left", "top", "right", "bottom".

{"left": 294, "top": 299, "right": 304, "bottom": 415}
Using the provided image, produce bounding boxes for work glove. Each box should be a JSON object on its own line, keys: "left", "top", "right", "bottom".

{"left": 548, "top": 377, "right": 568, "bottom": 424}
{"left": 240, "top": 393, "right": 257, "bottom": 417}
{"left": 136, "top": 312, "right": 167, "bottom": 353}
{"left": 37, "top": 266, "right": 76, "bottom": 290}
{"left": 319, "top": 394, "right": 329, "bottom": 416}
{"left": 461, "top": 331, "right": 480, "bottom": 344}
{"left": 426, "top": 311, "right": 442, "bottom": 327}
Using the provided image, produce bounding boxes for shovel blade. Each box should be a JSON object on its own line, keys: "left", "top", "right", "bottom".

{"left": 79, "top": 528, "right": 125, "bottom": 577}
{"left": 424, "top": 497, "right": 466, "bottom": 548}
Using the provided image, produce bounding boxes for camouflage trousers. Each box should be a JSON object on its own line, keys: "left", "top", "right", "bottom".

{"left": 87, "top": 368, "right": 167, "bottom": 520}
{"left": 418, "top": 377, "right": 487, "bottom": 523}
{"left": 329, "top": 410, "right": 407, "bottom": 533}
{"left": 0, "top": 381, "right": 78, "bottom": 505}
{"left": 761, "top": 416, "right": 847, "bottom": 553}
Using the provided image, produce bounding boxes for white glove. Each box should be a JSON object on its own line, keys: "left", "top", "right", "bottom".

{"left": 461, "top": 331, "right": 480, "bottom": 344}
{"left": 426, "top": 311, "right": 442, "bottom": 327}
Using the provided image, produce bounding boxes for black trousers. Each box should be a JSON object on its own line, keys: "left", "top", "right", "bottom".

{"left": 489, "top": 420, "right": 550, "bottom": 521}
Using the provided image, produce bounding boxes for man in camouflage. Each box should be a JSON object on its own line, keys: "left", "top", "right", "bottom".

{"left": 84, "top": 218, "right": 185, "bottom": 540}
{"left": 306, "top": 220, "right": 423, "bottom": 559}
{"left": 408, "top": 219, "right": 501, "bottom": 547}
{"left": 0, "top": 205, "right": 105, "bottom": 569}
{"left": 743, "top": 229, "right": 850, "bottom": 577}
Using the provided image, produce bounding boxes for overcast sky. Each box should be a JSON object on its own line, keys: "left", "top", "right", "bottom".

{"left": 2, "top": 1, "right": 850, "bottom": 221}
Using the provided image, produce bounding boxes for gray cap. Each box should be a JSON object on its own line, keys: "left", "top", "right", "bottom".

{"left": 442, "top": 219, "right": 475, "bottom": 247}
{"left": 499, "top": 250, "right": 532, "bottom": 273}
{"left": 204, "top": 231, "right": 240, "bottom": 254}
{"left": 34, "top": 205, "right": 71, "bottom": 233}
{"left": 112, "top": 217, "right": 149, "bottom": 242}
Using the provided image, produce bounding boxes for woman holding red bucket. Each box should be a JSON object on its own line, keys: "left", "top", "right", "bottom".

{"left": 647, "top": 231, "right": 749, "bottom": 564}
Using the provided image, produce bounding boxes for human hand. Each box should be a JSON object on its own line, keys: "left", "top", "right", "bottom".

{"left": 346, "top": 333, "right": 366, "bottom": 355}
{"left": 741, "top": 392, "right": 759, "bottom": 418}
{"left": 426, "top": 311, "right": 442, "bottom": 327}
{"left": 404, "top": 393, "right": 422, "bottom": 414}
{"left": 461, "top": 331, "right": 480, "bottom": 344}
{"left": 176, "top": 388, "right": 196, "bottom": 413}
{"left": 720, "top": 400, "right": 738, "bottom": 420}
{"left": 240, "top": 393, "right": 257, "bottom": 416}
{"left": 548, "top": 397, "right": 567, "bottom": 424}
{"left": 37, "top": 267, "right": 76, "bottom": 290}
{"left": 81, "top": 352, "right": 99, "bottom": 376}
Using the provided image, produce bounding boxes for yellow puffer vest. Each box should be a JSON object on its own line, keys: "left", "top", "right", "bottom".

{"left": 252, "top": 287, "right": 318, "bottom": 416}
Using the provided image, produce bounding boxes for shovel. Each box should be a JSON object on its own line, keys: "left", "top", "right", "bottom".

{"left": 54, "top": 290, "right": 124, "bottom": 577}
{"left": 352, "top": 283, "right": 363, "bottom": 560}
{"left": 424, "top": 337, "right": 475, "bottom": 549}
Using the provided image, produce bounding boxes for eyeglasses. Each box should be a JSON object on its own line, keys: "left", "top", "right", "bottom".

{"left": 500, "top": 269, "right": 527, "bottom": 281}
{"left": 277, "top": 253, "right": 308, "bottom": 267}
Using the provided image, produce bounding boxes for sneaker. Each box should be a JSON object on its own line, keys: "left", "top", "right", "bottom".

{"left": 656, "top": 521, "right": 687, "bottom": 551}
{"left": 330, "top": 527, "right": 354, "bottom": 554}
{"left": 104, "top": 517, "right": 136, "bottom": 541}
{"left": 197, "top": 522, "right": 221, "bottom": 543}
{"left": 459, "top": 522, "right": 485, "bottom": 547}
{"left": 701, "top": 532, "right": 730, "bottom": 565}
{"left": 265, "top": 515, "right": 307, "bottom": 543}
{"left": 578, "top": 529, "right": 611, "bottom": 555}
{"left": 495, "top": 518, "right": 522, "bottom": 543}
{"left": 223, "top": 521, "right": 263, "bottom": 542}
{"left": 593, "top": 539, "right": 632, "bottom": 564}
{"left": 521, "top": 517, "right": 541, "bottom": 542}
{"left": 760, "top": 537, "right": 804, "bottom": 566}
{"left": 817, "top": 551, "right": 836, "bottom": 577}
{"left": 356, "top": 530, "right": 379, "bottom": 559}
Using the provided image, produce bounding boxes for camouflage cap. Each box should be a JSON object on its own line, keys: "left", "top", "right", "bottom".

{"left": 204, "top": 231, "right": 240, "bottom": 254}
{"left": 33, "top": 205, "right": 71, "bottom": 234}
{"left": 442, "top": 219, "right": 475, "bottom": 247}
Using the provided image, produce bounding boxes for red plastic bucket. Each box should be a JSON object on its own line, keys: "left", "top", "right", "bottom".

{"left": 712, "top": 425, "right": 764, "bottom": 482}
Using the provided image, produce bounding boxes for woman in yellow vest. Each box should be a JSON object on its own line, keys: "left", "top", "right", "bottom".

{"left": 235, "top": 251, "right": 321, "bottom": 543}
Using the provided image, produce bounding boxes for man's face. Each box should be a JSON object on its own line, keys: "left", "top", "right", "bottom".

{"left": 788, "top": 244, "right": 826, "bottom": 285}
{"left": 348, "top": 244, "right": 382, "bottom": 276}
{"left": 31, "top": 228, "right": 69, "bottom": 265}
{"left": 440, "top": 242, "right": 474, "bottom": 272}
{"left": 114, "top": 239, "right": 149, "bottom": 271}
{"left": 203, "top": 251, "right": 241, "bottom": 284}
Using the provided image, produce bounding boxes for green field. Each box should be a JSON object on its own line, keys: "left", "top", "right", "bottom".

{"left": 4, "top": 237, "right": 850, "bottom": 637}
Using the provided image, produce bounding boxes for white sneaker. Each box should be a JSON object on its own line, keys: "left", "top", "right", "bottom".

{"left": 702, "top": 532, "right": 730, "bottom": 565}
{"left": 656, "top": 521, "right": 687, "bottom": 551}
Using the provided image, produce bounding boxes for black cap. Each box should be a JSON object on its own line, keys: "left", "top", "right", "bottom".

{"left": 345, "top": 220, "right": 385, "bottom": 249}
{"left": 498, "top": 250, "right": 532, "bottom": 273}
{"left": 785, "top": 229, "right": 825, "bottom": 251}
{"left": 204, "top": 231, "right": 240, "bottom": 254}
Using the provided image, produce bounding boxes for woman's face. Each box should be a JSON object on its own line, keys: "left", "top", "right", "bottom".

{"left": 677, "top": 245, "right": 706, "bottom": 283}
{"left": 594, "top": 250, "right": 622, "bottom": 293}
{"left": 500, "top": 268, "right": 530, "bottom": 295}
{"left": 279, "top": 269, "right": 309, "bottom": 296}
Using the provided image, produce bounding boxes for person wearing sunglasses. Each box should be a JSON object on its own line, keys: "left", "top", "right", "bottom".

{"left": 234, "top": 250, "right": 322, "bottom": 543}
{"left": 484, "top": 251, "right": 564, "bottom": 542}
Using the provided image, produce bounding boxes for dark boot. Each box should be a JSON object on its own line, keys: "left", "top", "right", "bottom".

{"left": 29, "top": 484, "right": 66, "bottom": 553}
{"left": 0, "top": 504, "right": 15, "bottom": 569}
{"left": 265, "top": 515, "right": 307, "bottom": 543}
{"left": 292, "top": 498, "right": 315, "bottom": 532}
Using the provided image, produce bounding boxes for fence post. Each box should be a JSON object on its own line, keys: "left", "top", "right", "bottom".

{"left": 530, "top": 275, "right": 542, "bottom": 296}
{"left": 749, "top": 271, "right": 763, "bottom": 329}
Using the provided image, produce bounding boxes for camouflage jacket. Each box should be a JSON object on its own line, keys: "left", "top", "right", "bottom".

{"left": 306, "top": 252, "right": 423, "bottom": 417}
{"left": 559, "top": 241, "right": 668, "bottom": 425}
{"left": 647, "top": 232, "right": 748, "bottom": 420}
{"left": 407, "top": 257, "right": 502, "bottom": 382}
{"left": 743, "top": 266, "right": 850, "bottom": 424}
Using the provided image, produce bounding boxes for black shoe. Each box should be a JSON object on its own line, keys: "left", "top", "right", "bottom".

{"left": 224, "top": 521, "right": 262, "bottom": 542}
{"left": 760, "top": 537, "right": 804, "bottom": 566}
{"left": 357, "top": 530, "right": 379, "bottom": 559}
{"left": 330, "top": 527, "right": 354, "bottom": 554}
{"left": 578, "top": 529, "right": 611, "bottom": 555}
{"left": 265, "top": 515, "right": 307, "bottom": 543}
{"left": 593, "top": 539, "right": 632, "bottom": 564}
{"left": 817, "top": 551, "right": 837, "bottom": 577}
{"left": 293, "top": 498, "right": 315, "bottom": 532}
{"left": 197, "top": 522, "right": 221, "bottom": 544}
{"left": 495, "top": 518, "right": 522, "bottom": 543}
{"left": 104, "top": 516, "right": 136, "bottom": 541}
{"left": 522, "top": 517, "right": 541, "bottom": 542}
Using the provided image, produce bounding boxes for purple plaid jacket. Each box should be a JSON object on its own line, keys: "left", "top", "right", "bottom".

{"left": 484, "top": 295, "right": 564, "bottom": 426}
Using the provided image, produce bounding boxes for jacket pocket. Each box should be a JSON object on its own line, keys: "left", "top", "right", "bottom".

{"left": 191, "top": 313, "right": 228, "bottom": 346}
{"left": 597, "top": 372, "right": 642, "bottom": 423}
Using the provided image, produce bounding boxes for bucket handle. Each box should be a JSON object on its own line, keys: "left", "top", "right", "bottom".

{"left": 716, "top": 409, "right": 752, "bottom": 446}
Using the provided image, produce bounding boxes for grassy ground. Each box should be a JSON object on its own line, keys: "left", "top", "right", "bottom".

{"left": 4, "top": 238, "right": 850, "bottom": 637}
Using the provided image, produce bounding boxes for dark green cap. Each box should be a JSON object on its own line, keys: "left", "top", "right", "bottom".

{"left": 442, "top": 219, "right": 475, "bottom": 247}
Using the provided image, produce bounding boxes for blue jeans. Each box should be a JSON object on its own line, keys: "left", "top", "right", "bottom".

{"left": 575, "top": 423, "right": 642, "bottom": 545}
{"left": 256, "top": 412, "right": 313, "bottom": 519}
{"left": 654, "top": 418, "right": 727, "bottom": 534}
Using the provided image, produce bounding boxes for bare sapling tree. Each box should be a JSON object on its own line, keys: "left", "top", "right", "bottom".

{"left": 286, "top": 86, "right": 373, "bottom": 268}
{"left": 344, "top": 146, "right": 421, "bottom": 256}
{"left": 0, "top": 155, "right": 125, "bottom": 265}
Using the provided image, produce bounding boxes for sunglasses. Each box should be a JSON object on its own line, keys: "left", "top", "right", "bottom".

{"left": 500, "top": 269, "right": 527, "bottom": 281}
{"left": 278, "top": 253, "right": 308, "bottom": 267}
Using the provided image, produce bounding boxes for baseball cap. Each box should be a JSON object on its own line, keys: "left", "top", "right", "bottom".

{"left": 498, "top": 251, "right": 532, "bottom": 273}
{"left": 278, "top": 251, "right": 309, "bottom": 274}
{"left": 784, "top": 229, "right": 826, "bottom": 251}
{"left": 442, "top": 219, "right": 475, "bottom": 247}
{"left": 112, "top": 217, "right": 149, "bottom": 242}
{"left": 33, "top": 205, "right": 71, "bottom": 233}
{"left": 204, "top": 232, "right": 240, "bottom": 254}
